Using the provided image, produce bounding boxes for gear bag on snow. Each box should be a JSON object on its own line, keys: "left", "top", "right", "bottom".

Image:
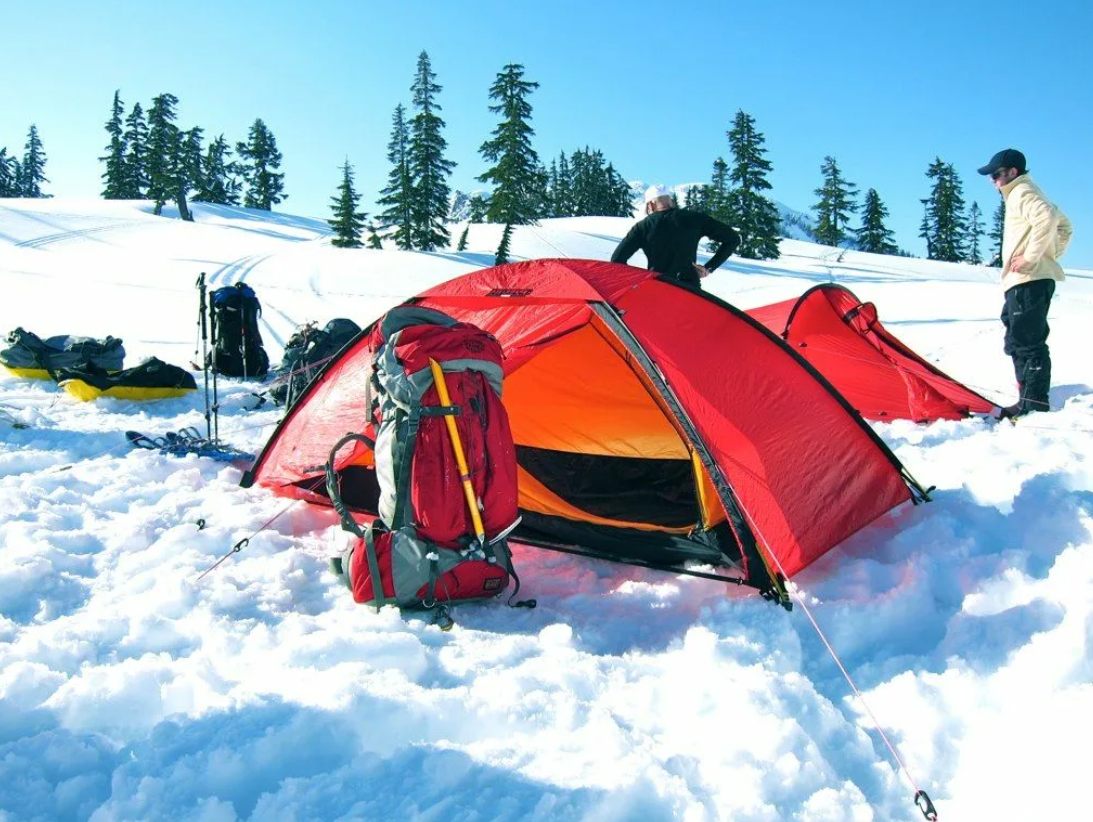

{"left": 328, "top": 307, "right": 524, "bottom": 610}
{"left": 1, "top": 327, "right": 124, "bottom": 379}
{"left": 270, "top": 318, "right": 361, "bottom": 407}
{"left": 210, "top": 283, "right": 269, "bottom": 378}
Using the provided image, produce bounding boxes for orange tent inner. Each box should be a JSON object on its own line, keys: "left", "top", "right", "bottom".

{"left": 503, "top": 322, "right": 726, "bottom": 532}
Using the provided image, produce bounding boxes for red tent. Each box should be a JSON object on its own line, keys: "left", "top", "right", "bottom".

{"left": 747, "top": 284, "right": 995, "bottom": 422}
{"left": 242, "top": 261, "right": 930, "bottom": 605}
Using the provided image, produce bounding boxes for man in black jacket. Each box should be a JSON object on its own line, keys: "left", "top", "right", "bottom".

{"left": 611, "top": 184, "right": 741, "bottom": 288}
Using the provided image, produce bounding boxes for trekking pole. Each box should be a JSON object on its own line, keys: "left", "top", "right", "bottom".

{"left": 196, "top": 273, "right": 212, "bottom": 440}
{"left": 209, "top": 292, "right": 220, "bottom": 443}
{"left": 428, "top": 358, "right": 487, "bottom": 549}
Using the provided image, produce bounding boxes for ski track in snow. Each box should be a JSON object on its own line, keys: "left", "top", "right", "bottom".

{"left": 1, "top": 201, "right": 1091, "bottom": 822}
{"left": 14, "top": 219, "right": 154, "bottom": 249}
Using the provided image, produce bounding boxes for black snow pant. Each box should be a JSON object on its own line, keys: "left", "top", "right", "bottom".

{"left": 1001, "top": 278, "right": 1055, "bottom": 414}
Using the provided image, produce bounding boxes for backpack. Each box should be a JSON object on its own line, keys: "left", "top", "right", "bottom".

{"left": 1, "top": 327, "right": 124, "bottom": 379}
{"left": 328, "top": 307, "right": 529, "bottom": 619}
{"left": 210, "top": 283, "right": 269, "bottom": 378}
{"left": 270, "top": 318, "right": 361, "bottom": 407}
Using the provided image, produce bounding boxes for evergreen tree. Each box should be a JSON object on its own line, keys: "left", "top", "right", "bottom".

{"left": 408, "top": 51, "right": 456, "bottom": 250}
{"left": 20, "top": 125, "right": 49, "bottom": 198}
{"left": 195, "top": 135, "right": 241, "bottom": 204}
{"left": 855, "top": 188, "right": 898, "bottom": 254}
{"left": 495, "top": 223, "right": 513, "bottom": 264}
{"left": 101, "top": 91, "right": 128, "bottom": 199}
{"left": 121, "top": 102, "right": 148, "bottom": 198}
{"left": 684, "top": 183, "right": 710, "bottom": 214}
{"left": 988, "top": 200, "right": 1005, "bottom": 267}
{"left": 561, "top": 147, "right": 632, "bottom": 217}
{"left": 178, "top": 127, "right": 205, "bottom": 216}
{"left": 11, "top": 159, "right": 25, "bottom": 197}
{"left": 725, "top": 110, "right": 780, "bottom": 259}
{"left": 146, "top": 93, "right": 183, "bottom": 216}
{"left": 456, "top": 226, "right": 469, "bottom": 251}
{"left": 328, "top": 159, "right": 366, "bottom": 248}
{"left": 967, "top": 200, "right": 984, "bottom": 264}
{"left": 923, "top": 157, "right": 968, "bottom": 262}
{"left": 377, "top": 103, "right": 414, "bottom": 249}
{"left": 919, "top": 198, "right": 932, "bottom": 259}
{"left": 0, "top": 148, "right": 16, "bottom": 197}
{"left": 707, "top": 157, "right": 731, "bottom": 220}
{"left": 607, "top": 163, "right": 634, "bottom": 217}
{"left": 551, "top": 152, "right": 574, "bottom": 217}
{"left": 478, "top": 63, "right": 545, "bottom": 225}
{"left": 367, "top": 229, "right": 383, "bottom": 249}
{"left": 236, "top": 118, "right": 286, "bottom": 211}
{"left": 812, "top": 156, "right": 858, "bottom": 247}
{"left": 467, "top": 194, "right": 489, "bottom": 223}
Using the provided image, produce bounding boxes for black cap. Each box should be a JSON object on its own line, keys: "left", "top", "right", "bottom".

{"left": 978, "top": 148, "right": 1026, "bottom": 176}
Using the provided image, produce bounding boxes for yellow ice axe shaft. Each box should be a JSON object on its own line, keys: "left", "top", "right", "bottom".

{"left": 428, "top": 358, "right": 487, "bottom": 546}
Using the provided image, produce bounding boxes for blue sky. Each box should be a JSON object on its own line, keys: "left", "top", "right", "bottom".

{"left": 2, "top": 0, "right": 1090, "bottom": 266}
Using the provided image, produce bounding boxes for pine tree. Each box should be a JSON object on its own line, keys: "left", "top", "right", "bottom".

{"left": 195, "top": 135, "right": 241, "bottom": 204}
{"left": 608, "top": 163, "right": 634, "bottom": 217}
{"left": 367, "top": 229, "right": 383, "bottom": 249}
{"left": 725, "top": 110, "right": 780, "bottom": 259}
{"left": 495, "top": 223, "right": 513, "bottom": 264}
{"left": 408, "top": 51, "right": 456, "bottom": 250}
{"left": 684, "top": 184, "right": 710, "bottom": 214}
{"left": 377, "top": 103, "right": 414, "bottom": 249}
{"left": 478, "top": 63, "right": 545, "bottom": 225}
{"left": 467, "top": 194, "right": 489, "bottom": 223}
{"left": 0, "top": 148, "right": 16, "bottom": 197}
{"left": 456, "top": 226, "right": 469, "bottom": 251}
{"left": 146, "top": 93, "right": 183, "bottom": 216}
{"left": 328, "top": 159, "right": 366, "bottom": 248}
{"left": 101, "top": 91, "right": 128, "bottom": 199}
{"left": 11, "top": 159, "right": 25, "bottom": 197}
{"left": 20, "top": 125, "right": 49, "bottom": 198}
{"left": 178, "top": 127, "right": 204, "bottom": 218}
{"left": 551, "top": 152, "right": 574, "bottom": 217}
{"left": 561, "top": 147, "right": 632, "bottom": 217}
{"left": 707, "top": 157, "right": 731, "bottom": 221}
{"left": 967, "top": 201, "right": 984, "bottom": 264}
{"left": 855, "top": 188, "right": 898, "bottom": 254}
{"left": 919, "top": 198, "right": 933, "bottom": 259}
{"left": 236, "top": 118, "right": 286, "bottom": 211}
{"left": 812, "top": 156, "right": 858, "bottom": 247}
{"left": 121, "top": 102, "right": 149, "bottom": 198}
{"left": 988, "top": 200, "right": 1005, "bottom": 267}
{"left": 923, "top": 158, "right": 968, "bottom": 262}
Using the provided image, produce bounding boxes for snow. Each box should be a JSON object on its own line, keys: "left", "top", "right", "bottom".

{"left": 2, "top": 198, "right": 1091, "bottom": 821}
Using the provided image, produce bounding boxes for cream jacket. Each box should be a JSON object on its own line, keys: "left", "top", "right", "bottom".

{"left": 1000, "top": 174, "right": 1072, "bottom": 291}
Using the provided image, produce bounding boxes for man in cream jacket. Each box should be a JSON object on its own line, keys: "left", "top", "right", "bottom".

{"left": 978, "top": 148, "right": 1072, "bottom": 418}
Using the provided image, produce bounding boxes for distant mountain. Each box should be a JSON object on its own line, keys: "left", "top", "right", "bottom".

{"left": 449, "top": 189, "right": 490, "bottom": 223}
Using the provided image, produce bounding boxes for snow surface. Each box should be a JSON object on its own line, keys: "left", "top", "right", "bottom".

{"left": 1, "top": 198, "right": 1091, "bottom": 821}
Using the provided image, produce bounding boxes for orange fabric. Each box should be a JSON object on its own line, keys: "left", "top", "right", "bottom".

{"left": 504, "top": 324, "right": 688, "bottom": 459}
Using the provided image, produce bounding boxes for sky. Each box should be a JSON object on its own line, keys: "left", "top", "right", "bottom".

{"left": 2, "top": 0, "right": 1092, "bottom": 267}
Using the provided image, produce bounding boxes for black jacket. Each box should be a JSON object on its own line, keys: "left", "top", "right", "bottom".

{"left": 611, "top": 208, "right": 741, "bottom": 288}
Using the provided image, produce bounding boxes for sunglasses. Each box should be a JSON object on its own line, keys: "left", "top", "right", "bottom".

{"left": 990, "top": 168, "right": 1009, "bottom": 181}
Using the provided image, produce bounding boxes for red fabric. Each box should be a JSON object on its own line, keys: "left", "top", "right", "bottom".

{"left": 615, "top": 281, "right": 911, "bottom": 578}
{"left": 410, "top": 373, "right": 519, "bottom": 546}
{"left": 347, "top": 531, "right": 510, "bottom": 605}
{"left": 747, "top": 285, "right": 994, "bottom": 421}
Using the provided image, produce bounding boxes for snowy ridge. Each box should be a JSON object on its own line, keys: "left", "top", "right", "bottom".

{"left": 1, "top": 198, "right": 1091, "bottom": 821}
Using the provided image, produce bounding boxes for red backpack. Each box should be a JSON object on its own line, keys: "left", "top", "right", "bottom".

{"left": 327, "top": 307, "right": 531, "bottom": 624}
